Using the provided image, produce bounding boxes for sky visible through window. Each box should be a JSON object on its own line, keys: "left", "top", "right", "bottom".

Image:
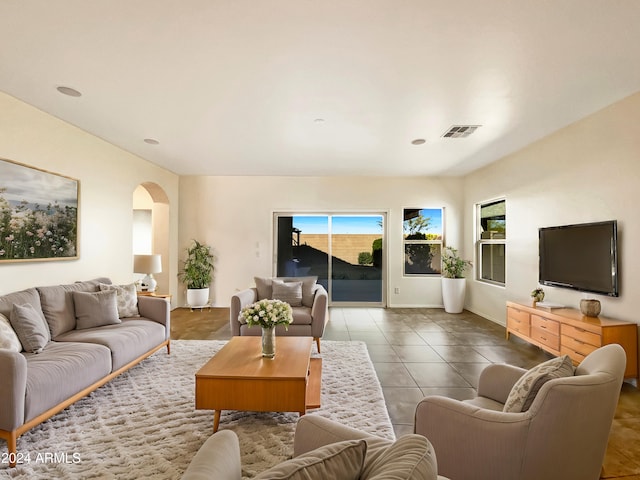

{"left": 404, "top": 209, "right": 443, "bottom": 235}
{"left": 293, "top": 216, "right": 383, "bottom": 234}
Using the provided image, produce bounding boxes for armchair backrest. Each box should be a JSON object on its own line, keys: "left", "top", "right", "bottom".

{"left": 520, "top": 344, "right": 626, "bottom": 480}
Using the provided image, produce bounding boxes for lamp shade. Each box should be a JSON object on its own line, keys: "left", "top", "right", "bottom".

{"left": 133, "top": 254, "right": 162, "bottom": 274}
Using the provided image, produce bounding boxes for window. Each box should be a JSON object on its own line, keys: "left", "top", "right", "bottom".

{"left": 476, "top": 199, "right": 506, "bottom": 285}
{"left": 403, "top": 208, "right": 443, "bottom": 275}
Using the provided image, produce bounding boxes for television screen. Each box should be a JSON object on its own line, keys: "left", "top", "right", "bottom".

{"left": 539, "top": 220, "right": 618, "bottom": 297}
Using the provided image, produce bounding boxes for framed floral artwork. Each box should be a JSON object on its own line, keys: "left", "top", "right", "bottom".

{"left": 0, "top": 158, "right": 79, "bottom": 262}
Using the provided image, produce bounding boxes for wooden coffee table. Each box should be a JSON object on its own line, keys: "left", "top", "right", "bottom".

{"left": 195, "top": 336, "right": 322, "bottom": 432}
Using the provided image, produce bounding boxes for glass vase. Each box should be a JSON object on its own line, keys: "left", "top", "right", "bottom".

{"left": 261, "top": 326, "right": 276, "bottom": 358}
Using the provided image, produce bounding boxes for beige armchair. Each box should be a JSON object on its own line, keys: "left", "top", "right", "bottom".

{"left": 414, "top": 344, "right": 626, "bottom": 480}
{"left": 230, "top": 277, "right": 328, "bottom": 352}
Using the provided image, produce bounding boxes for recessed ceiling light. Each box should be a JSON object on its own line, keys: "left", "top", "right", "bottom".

{"left": 143, "top": 138, "right": 160, "bottom": 145}
{"left": 56, "top": 86, "right": 82, "bottom": 97}
{"left": 411, "top": 139, "right": 426, "bottom": 145}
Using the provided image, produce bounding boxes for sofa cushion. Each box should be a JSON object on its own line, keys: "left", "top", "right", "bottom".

{"left": 99, "top": 283, "right": 140, "bottom": 318}
{"left": 361, "top": 434, "right": 438, "bottom": 480}
{"left": 503, "top": 354, "right": 575, "bottom": 412}
{"left": 254, "top": 439, "right": 366, "bottom": 480}
{"left": 73, "top": 290, "right": 121, "bottom": 330}
{"left": 23, "top": 341, "right": 112, "bottom": 422}
{"left": 10, "top": 303, "right": 50, "bottom": 354}
{"left": 37, "top": 278, "right": 111, "bottom": 338}
{"left": 55, "top": 319, "right": 166, "bottom": 370}
{"left": 0, "top": 312, "right": 22, "bottom": 352}
{"left": 272, "top": 279, "right": 303, "bottom": 307}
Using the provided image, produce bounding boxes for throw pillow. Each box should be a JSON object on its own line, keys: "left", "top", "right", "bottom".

{"left": 99, "top": 283, "right": 140, "bottom": 318}
{"left": 10, "top": 303, "right": 50, "bottom": 354}
{"left": 254, "top": 277, "right": 273, "bottom": 300}
{"left": 361, "top": 434, "right": 438, "bottom": 480}
{"left": 503, "top": 354, "right": 575, "bottom": 412}
{"left": 271, "top": 279, "right": 303, "bottom": 307}
{"left": 254, "top": 439, "right": 366, "bottom": 480}
{"left": 73, "top": 290, "right": 121, "bottom": 330}
{"left": 0, "top": 312, "right": 23, "bottom": 352}
{"left": 281, "top": 276, "right": 318, "bottom": 307}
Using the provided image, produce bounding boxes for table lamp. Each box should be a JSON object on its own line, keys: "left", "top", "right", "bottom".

{"left": 133, "top": 254, "right": 162, "bottom": 292}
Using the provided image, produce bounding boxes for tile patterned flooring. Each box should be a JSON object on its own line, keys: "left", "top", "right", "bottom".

{"left": 171, "top": 306, "right": 640, "bottom": 479}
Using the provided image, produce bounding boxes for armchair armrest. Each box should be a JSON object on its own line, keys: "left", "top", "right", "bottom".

{"left": 414, "top": 396, "right": 531, "bottom": 480}
{"left": 137, "top": 296, "right": 171, "bottom": 340}
{"left": 0, "top": 349, "right": 27, "bottom": 431}
{"left": 476, "top": 363, "right": 527, "bottom": 404}
{"left": 181, "top": 430, "right": 241, "bottom": 480}
{"left": 229, "top": 288, "right": 258, "bottom": 335}
{"left": 310, "top": 284, "right": 328, "bottom": 339}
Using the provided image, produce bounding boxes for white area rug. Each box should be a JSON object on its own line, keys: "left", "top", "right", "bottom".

{"left": 0, "top": 340, "right": 393, "bottom": 479}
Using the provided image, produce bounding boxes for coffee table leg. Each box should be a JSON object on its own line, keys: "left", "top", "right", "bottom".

{"left": 213, "top": 410, "right": 221, "bottom": 432}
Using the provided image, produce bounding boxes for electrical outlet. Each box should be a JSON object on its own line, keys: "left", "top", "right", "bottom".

{"left": 394, "top": 287, "right": 400, "bottom": 294}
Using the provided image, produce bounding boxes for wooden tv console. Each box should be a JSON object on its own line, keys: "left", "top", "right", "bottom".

{"left": 506, "top": 301, "right": 639, "bottom": 382}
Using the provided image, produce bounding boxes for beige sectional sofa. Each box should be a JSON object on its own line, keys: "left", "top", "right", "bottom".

{"left": 0, "top": 277, "right": 170, "bottom": 466}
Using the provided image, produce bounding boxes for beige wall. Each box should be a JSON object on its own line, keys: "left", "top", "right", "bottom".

{"left": 0, "top": 92, "right": 180, "bottom": 302}
{"left": 464, "top": 91, "right": 640, "bottom": 325}
{"left": 178, "top": 176, "right": 464, "bottom": 307}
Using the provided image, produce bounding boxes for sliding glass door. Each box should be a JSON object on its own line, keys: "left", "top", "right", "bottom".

{"left": 275, "top": 213, "right": 385, "bottom": 306}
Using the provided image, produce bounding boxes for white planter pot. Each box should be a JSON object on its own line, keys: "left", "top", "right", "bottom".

{"left": 441, "top": 277, "right": 466, "bottom": 314}
{"left": 186, "top": 288, "right": 210, "bottom": 308}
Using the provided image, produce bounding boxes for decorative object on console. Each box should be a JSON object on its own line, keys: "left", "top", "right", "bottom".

{"left": 441, "top": 246, "right": 472, "bottom": 314}
{"left": 179, "top": 240, "right": 214, "bottom": 308}
{"left": 580, "top": 298, "right": 601, "bottom": 317}
{"left": 530, "top": 287, "right": 545, "bottom": 306}
{"left": 0, "top": 157, "right": 79, "bottom": 262}
{"left": 133, "top": 254, "right": 162, "bottom": 292}
{"left": 240, "top": 298, "right": 293, "bottom": 357}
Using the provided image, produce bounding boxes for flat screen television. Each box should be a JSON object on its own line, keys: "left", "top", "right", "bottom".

{"left": 538, "top": 220, "right": 618, "bottom": 297}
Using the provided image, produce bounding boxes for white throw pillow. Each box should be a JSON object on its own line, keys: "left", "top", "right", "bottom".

{"left": 0, "top": 312, "right": 22, "bottom": 352}
{"left": 99, "top": 283, "right": 140, "bottom": 318}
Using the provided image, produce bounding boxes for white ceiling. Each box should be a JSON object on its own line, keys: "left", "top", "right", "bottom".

{"left": 1, "top": 1, "right": 639, "bottom": 177}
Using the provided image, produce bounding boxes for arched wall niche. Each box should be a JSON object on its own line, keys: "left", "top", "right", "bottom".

{"left": 133, "top": 182, "right": 170, "bottom": 300}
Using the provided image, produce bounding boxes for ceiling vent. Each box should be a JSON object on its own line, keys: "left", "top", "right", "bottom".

{"left": 442, "top": 125, "right": 481, "bottom": 138}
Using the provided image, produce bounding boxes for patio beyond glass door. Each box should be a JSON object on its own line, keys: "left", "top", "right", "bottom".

{"left": 275, "top": 214, "right": 385, "bottom": 306}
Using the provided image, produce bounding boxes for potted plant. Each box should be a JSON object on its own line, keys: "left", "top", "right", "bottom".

{"left": 531, "top": 288, "right": 545, "bottom": 306}
{"left": 179, "top": 240, "right": 214, "bottom": 308}
{"left": 441, "top": 247, "right": 472, "bottom": 313}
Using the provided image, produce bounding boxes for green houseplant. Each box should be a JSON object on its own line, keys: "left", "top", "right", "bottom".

{"left": 441, "top": 247, "right": 472, "bottom": 313}
{"left": 442, "top": 247, "right": 473, "bottom": 278}
{"left": 179, "top": 240, "right": 214, "bottom": 308}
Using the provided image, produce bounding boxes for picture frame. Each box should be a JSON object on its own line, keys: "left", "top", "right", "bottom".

{"left": 0, "top": 158, "right": 79, "bottom": 262}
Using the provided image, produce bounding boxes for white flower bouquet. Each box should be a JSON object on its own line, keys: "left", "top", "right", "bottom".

{"left": 240, "top": 298, "right": 293, "bottom": 329}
